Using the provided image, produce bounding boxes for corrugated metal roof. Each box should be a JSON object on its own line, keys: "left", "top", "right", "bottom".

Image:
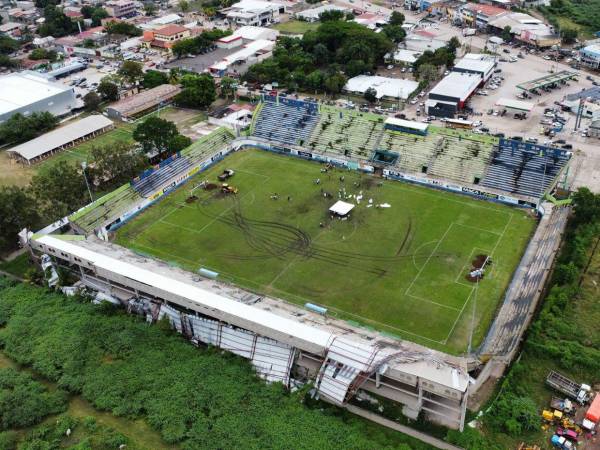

{"left": 8, "top": 115, "right": 113, "bottom": 161}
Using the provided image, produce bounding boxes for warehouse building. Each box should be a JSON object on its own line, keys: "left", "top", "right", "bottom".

{"left": 426, "top": 72, "right": 481, "bottom": 117}
{"left": 7, "top": 115, "right": 114, "bottom": 165}
{"left": 222, "top": 0, "right": 286, "bottom": 27}
{"left": 452, "top": 53, "right": 496, "bottom": 83}
{"left": 344, "top": 75, "right": 419, "bottom": 100}
{"left": 0, "top": 71, "right": 76, "bottom": 123}
{"left": 106, "top": 84, "right": 181, "bottom": 120}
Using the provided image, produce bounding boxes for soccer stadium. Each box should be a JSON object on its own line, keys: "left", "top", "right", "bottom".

{"left": 26, "top": 96, "right": 571, "bottom": 431}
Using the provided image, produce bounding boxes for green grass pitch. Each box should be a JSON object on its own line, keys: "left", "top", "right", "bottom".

{"left": 115, "top": 149, "right": 536, "bottom": 354}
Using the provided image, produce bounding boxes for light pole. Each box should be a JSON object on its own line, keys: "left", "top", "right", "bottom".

{"left": 81, "top": 161, "right": 93, "bottom": 203}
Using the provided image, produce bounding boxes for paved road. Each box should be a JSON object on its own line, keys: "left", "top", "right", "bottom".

{"left": 345, "top": 404, "right": 464, "bottom": 450}
{"left": 479, "top": 204, "right": 569, "bottom": 358}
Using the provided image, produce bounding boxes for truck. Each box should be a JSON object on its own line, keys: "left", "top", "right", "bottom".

{"left": 551, "top": 397, "right": 573, "bottom": 413}
{"left": 551, "top": 435, "right": 575, "bottom": 449}
{"left": 546, "top": 371, "right": 591, "bottom": 404}
{"left": 462, "top": 28, "right": 476, "bottom": 36}
{"left": 583, "top": 393, "right": 600, "bottom": 430}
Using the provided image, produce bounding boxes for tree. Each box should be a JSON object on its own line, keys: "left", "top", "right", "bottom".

{"left": 98, "top": 79, "right": 119, "bottom": 101}
{"left": 562, "top": 28, "right": 578, "bottom": 44}
{"left": 0, "top": 187, "right": 40, "bottom": 252}
{"left": 133, "top": 117, "right": 181, "bottom": 155}
{"left": 29, "top": 48, "right": 57, "bottom": 61}
{"left": 105, "top": 21, "right": 142, "bottom": 37}
{"left": 447, "top": 36, "right": 461, "bottom": 53}
{"left": 143, "top": 2, "right": 157, "bottom": 16}
{"left": 142, "top": 70, "right": 168, "bottom": 89}
{"left": 175, "top": 74, "right": 216, "bottom": 109}
{"left": 364, "top": 87, "right": 377, "bottom": 103}
{"left": 319, "top": 10, "right": 345, "bottom": 22}
{"left": 179, "top": 0, "right": 190, "bottom": 12}
{"left": 118, "top": 60, "right": 144, "bottom": 84}
{"left": 219, "top": 76, "right": 237, "bottom": 99}
{"left": 167, "top": 134, "right": 192, "bottom": 153}
{"left": 501, "top": 25, "right": 512, "bottom": 43}
{"left": 0, "top": 112, "right": 58, "bottom": 145}
{"left": 382, "top": 24, "right": 406, "bottom": 43}
{"left": 0, "top": 36, "right": 19, "bottom": 55}
{"left": 389, "top": 11, "right": 405, "bottom": 26}
{"left": 83, "top": 92, "right": 102, "bottom": 111}
{"left": 89, "top": 142, "right": 146, "bottom": 186}
{"left": 572, "top": 187, "right": 600, "bottom": 226}
{"left": 418, "top": 63, "right": 438, "bottom": 84}
{"left": 324, "top": 73, "right": 347, "bottom": 94}
{"left": 38, "top": 5, "right": 78, "bottom": 37}
{"left": 29, "top": 161, "right": 88, "bottom": 221}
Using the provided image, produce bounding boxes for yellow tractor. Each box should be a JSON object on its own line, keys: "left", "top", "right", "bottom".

{"left": 221, "top": 183, "right": 238, "bottom": 194}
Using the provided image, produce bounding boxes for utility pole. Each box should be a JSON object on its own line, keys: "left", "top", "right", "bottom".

{"left": 81, "top": 161, "right": 94, "bottom": 203}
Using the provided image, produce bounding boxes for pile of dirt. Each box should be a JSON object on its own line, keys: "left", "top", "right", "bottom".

{"left": 465, "top": 254, "right": 489, "bottom": 283}
{"left": 204, "top": 183, "right": 218, "bottom": 190}
{"left": 186, "top": 195, "right": 198, "bottom": 203}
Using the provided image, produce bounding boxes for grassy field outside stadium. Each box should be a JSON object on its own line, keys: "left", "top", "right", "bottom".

{"left": 115, "top": 149, "right": 536, "bottom": 354}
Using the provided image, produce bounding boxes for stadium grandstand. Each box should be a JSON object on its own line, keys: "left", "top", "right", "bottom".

{"left": 70, "top": 127, "right": 234, "bottom": 234}
{"left": 253, "top": 98, "right": 319, "bottom": 146}
{"left": 106, "top": 84, "right": 182, "bottom": 121}
{"left": 481, "top": 139, "right": 570, "bottom": 198}
{"left": 306, "top": 106, "right": 385, "bottom": 159}
{"left": 249, "top": 98, "right": 570, "bottom": 202}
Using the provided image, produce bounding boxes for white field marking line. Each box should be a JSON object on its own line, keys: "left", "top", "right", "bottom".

{"left": 443, "top": 279, "right": 477, "bottom": 345}
{"left": 454, "top": 222, "right": 502, "bottom": 236}
{"left": 411, "top": 240, "right": 438, "bottom": 271}
{"left": 404, "top": 292, "right": 462, "bottom": 312}
{"left": 443, "top": 214, "right": 514, "bottom": 344}
{"left": 404, "top": 222, "right": 454, "bottom": 296}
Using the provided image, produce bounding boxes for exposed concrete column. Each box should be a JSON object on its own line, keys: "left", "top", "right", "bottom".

{"left": 375, "top": 371, "right": 381, "bottom": 388}
{"left": 459, "top": 387, "right": 468, "bottom": 432}
{"left": 417, "top": 378, "right": 423, "bottom": 409}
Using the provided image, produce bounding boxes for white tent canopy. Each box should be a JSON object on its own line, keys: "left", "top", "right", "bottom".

{"left": 329, "top": 201, "right": 355, "bottom": 216}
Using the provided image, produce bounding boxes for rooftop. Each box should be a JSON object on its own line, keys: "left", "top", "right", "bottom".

{"left": 155, "top": 24, "right": 187, "bottom": 36}
{"left": 344, "top": 75, "right": 418, "bottom": 100}
{"left": 495, "top": 98, "right": 535, "bottom": 112}
{"left": 453, "top": 54, "right": 495, "bottom": 74}
{"left": 464, "top": 3, "right": 507, "bottom": 17}
{"left": 429, "top": 72, "right": 481, "bottom": 101}
{"left": 8, "top": 115, "right": 113, "bottom": 161}
{"left": 384, "top": 117, "right": 429, "bottom": 132}
{"left": 0, "top": 71, "right": 72, "bottom": 117}
{"left": 108, "top": 84, "right": 181, "bottom": 116}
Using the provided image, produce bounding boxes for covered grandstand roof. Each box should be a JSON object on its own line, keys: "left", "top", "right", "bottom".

{"left": 107, "top": 84, "right": 181, "bottom": 118}
{"left": 496, "top": 98, "right": 535, "bottom": 112}
{"left": 384, "top": 117, "right": 429, "bottom": 132}
{"left": 344, "top": 75, "right": 418, "bottom": 100}
{"left": 8, "top": 115, "right": 113, "bottom": 163}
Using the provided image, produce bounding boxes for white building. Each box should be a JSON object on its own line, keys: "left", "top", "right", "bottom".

{"left": 344, "top": 75, "right": 419, "bottom": 100}
{"left": 0, "top": 71, "right": 76, "bottom": 123}
{"left": 209, "top": 39, "right": 275, "bottom": 77}
{"left": 453, "top": 53, "right": 496, "bottom": 82}
{"left": 223, "top": 0, "right": 286, "bottom": 26}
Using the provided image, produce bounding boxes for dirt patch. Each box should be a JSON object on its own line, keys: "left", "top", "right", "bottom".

{"left": 204, "top": 183, "right": 218, "bottom": 190}
{"left": 466, "top": 254, "right": 490, "bottom": 283}
{"left": 185, "top": 195, "right": 198, "bottom": 203}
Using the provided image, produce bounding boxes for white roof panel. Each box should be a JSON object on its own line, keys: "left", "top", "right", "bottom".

{"left": 429, "top": 72, "right": 481, "bottom": 102}
{"left": 0, "top": 71, "right": 71, "bottom": 116}
{"left": 385, "top": 117, "right": 429, "bottom": 132}
{"left": 8, "top": 115, "right": 113, "bottom": 161}
{"left": 496, "top": 97, "right": 535, "bottom": 111}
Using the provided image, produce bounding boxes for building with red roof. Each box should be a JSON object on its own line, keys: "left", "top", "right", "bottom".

{"left": 142, "top": 24, "right": 190, "bottom": 52}
{"left": 462, "top": 3, "right": 507, "bottom": 27}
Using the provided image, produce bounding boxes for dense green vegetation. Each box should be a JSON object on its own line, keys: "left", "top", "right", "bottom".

{"left": 540, "top": 0, "right": 600, "bottom": 36}
{"left": 38, "top": 5, "right": 78, "bottom": 38}
{"left": 0, "top": 112, "right": 59, "bottom": 146}
{"left": 454, "top": 188, "right": 600, "bottom": 449}
{"left": 0, "top": 277, "right": 431, "bottom": 449}
{"left": 0, "top": 368, "right": 66, "bottom": 430}
{"left": 245, "top": 21, "right": 393, "bottom": 94}
{"left": 105, "top": 21, "right": 143, "bottom": 37}
{"left": 172, "top": 29, "right": 230, "bottom": 58}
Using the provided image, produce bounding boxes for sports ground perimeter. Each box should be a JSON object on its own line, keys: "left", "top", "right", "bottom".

{"left": 115, "top": 149, "right": 536, "bottom": 354}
